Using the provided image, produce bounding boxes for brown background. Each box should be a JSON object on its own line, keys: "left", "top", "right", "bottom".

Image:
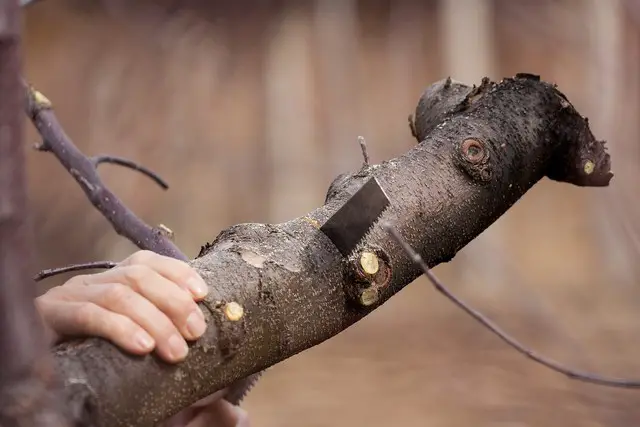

{"left": 22, "top": 1, "right": 640, "bottom": 426}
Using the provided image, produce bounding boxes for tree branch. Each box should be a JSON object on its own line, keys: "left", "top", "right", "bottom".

{"left": 24, "top": 84, "right": 185, "bottom": 259}
{"left": 0, "top": 2, "right": 69, "bottom": 425}
{"left": 22, "top": 81, "right": 262, "bottom": 421}
{"left": 91, "top": 155, "right": 169, "bottom": 190}
{"left": 384, "top": 224, "right": 640, "bottom": 388}
{"left": 46, "top": 74, "right": 615, "bottom": 426}
{"left": 33, "top": 261, "right": 118, "bottom": 282}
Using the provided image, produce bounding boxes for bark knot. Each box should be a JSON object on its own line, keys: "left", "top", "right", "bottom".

{"left": 456, "top": 138, "right": 492, "bottom": 183}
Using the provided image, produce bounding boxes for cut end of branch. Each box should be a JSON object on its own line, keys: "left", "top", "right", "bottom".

{"left": 23, "top": 82, "right": 53, "bottom": 121}
{"left": 546, "top": 101, "right": 614, "bottom": 188}
{"left": 32, "top": 89, "right": 52, "bottom": 109}
{"left": 358, "top": 136, "right": 370, "bottom": 166}
{"left": 155, "top": 224, "right": 175, "bottom": 241}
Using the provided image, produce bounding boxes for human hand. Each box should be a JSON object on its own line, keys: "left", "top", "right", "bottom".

{"left": 35, "top": 250, "right": 251, "bottom": 426}
{"left": 35, "top": 250, "right": 209, "bottom": 362}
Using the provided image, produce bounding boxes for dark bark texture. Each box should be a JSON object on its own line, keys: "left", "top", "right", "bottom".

{"left": 52, "top": 74, "right": 612, "bottom": 426}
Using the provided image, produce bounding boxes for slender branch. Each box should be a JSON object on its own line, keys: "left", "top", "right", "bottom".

{"left": 384, "top": 224, "right": 640, "bottom": 389}
{"left": 358, "top": 135, "right": 370, "bottom": 166}
{"left": 23, "top": 83, "right": 186, "bottom": 259}
{"left": 34, "top": 261, "right": 118, "bottom": 282}
{"left": 92, "top": 155, "right": 169, "bottom": 190}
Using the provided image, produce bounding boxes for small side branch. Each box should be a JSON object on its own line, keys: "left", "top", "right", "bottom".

{"left": 92, "top": 155, "right": 169, "bottom": 190}
{"left": 383, "top": 223, "right": 640, "bottom": 389}
{"left": 34, "top": 261, "right": 118, "bottom": 282}
{"left": 23, "top": 82, "right": 186, "bottom": 260}
{"left": 358, "top": 136, "right": 370, "bottom": 166}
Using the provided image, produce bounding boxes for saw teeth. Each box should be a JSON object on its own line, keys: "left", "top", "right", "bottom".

{"left": 225, "top": 372, "right": 263, "bottom": 405}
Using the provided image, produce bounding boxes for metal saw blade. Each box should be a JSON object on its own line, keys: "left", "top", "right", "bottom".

{"left": 320, "top": 176, "right": 390, "bottom": 256}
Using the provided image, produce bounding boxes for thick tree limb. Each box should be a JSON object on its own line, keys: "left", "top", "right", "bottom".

{"left": 0, "top": 2, "right": 70, "bottom": 425}
{"left": 45, "top": 74, "right": 614, "bottom": 426}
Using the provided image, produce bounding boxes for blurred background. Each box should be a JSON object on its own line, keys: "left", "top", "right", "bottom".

{"left": 21, "top": 0, "right": 640, "bottom": 426}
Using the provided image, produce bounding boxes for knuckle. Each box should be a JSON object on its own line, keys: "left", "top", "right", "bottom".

{"left": 122, "top": 265, "right": 153, "bottom": 287}
{"left": 168, "top": 291, "right": 196, "bottom": 317}
{"left": 72, "top": 302, "right": 98, "bottom": 325}
{"left": 174, "top": 268, "right": 195, "bottom": 287}
{"left": 100, "top": 283, "right": 133, "bottom": 307}
{"left": 155, "top": 321, "right": 181, "bottom": 342}
{"left": 108, "top": 316, "right": 138, "bottom": 340}
{"left": 126, "top": 250, "right": 157, "bottom": 266}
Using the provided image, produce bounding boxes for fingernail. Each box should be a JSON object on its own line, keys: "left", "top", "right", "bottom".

{"left": 186, "top": 309, "right": 207, "bottom": 339}
{"left": 186, "top": 275, "right": 208, "bottom": 299}
{"left": 168, "top": 334, "right": 189, "bottom": 361}
{"left": 135, "top": 331, "right": 155, "bottom": 351}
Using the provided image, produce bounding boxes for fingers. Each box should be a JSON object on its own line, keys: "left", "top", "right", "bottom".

{"left": 120, "top": 250, "right": 208, "bottom": 300}
{"left": 35, "top": 298, "right": 155, "bottom": 356}
{"left": 79, "top": 265, "right": 208, "bottom": 339}
{"left": 36, "top": 249, "right": 211, "bottom": 364}
{"left": 66, "top": 266, "right": 208, "bottom": 362}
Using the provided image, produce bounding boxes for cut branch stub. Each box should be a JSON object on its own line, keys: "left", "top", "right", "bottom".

{"left": 50, "top": 75, "right": 614, "bottom": 427}
{"left": 344, "top": 246, "right": 393, "bottom": 307}
{"left": 456, "top": 138, "right": 492, "bottom": 182}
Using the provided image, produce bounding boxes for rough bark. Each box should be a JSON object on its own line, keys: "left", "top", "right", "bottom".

{"left": 52, "top": 74, "right": 613, "bottom": 426}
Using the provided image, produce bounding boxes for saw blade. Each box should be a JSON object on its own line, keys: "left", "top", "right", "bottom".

{"left": 320, "top": 176, "right": 390, "bottom": 256}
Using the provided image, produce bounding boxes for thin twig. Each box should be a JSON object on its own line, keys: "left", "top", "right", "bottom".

{"left": 93, "top": 155, "right": 169, "bottom": 190}
{"left": 22, "top": 82, "right": 186, "bottom": 260}
{"left": 34, "top": 261, "right": 118, "bottom": 282}
{"left": 358, "top": 135, "right": 370, "bottom": 166}
{"left": 383, "top": 223, "right": 640, "bottom": 389}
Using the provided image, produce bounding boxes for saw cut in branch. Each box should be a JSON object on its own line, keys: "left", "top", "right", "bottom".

{"left": 44, "top": 74, "right": 615, "bottom": 426}
{"left": 384, "top": 224, "right": 640, "bottom": 388}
